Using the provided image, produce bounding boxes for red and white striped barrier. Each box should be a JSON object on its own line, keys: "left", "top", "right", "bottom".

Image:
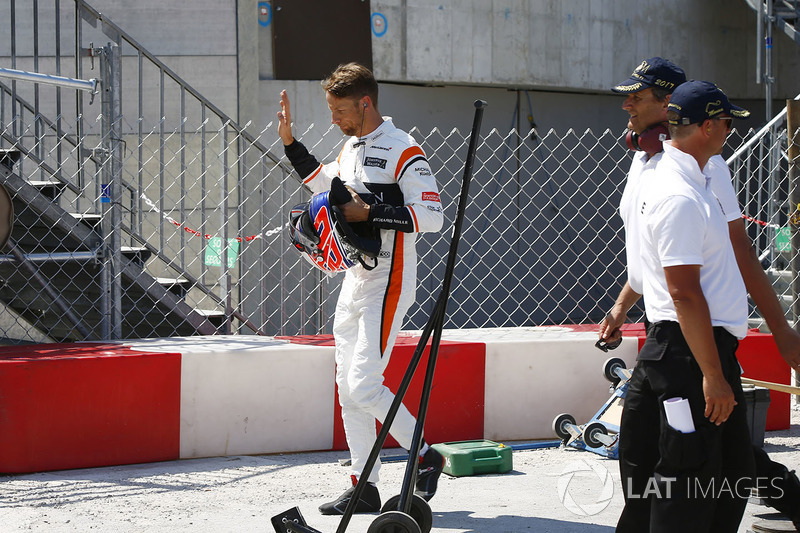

{"left": 0, "top": 326, "right": 789, "bottom": 474}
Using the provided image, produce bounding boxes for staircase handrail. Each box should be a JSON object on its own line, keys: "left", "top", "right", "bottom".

{"left": 0, "top": 78, "right": 97, "bottom": 159}
{"left": 0, "top": 67, "right": 98, "bottom": 96}
{"left": 0, "top": 88, "right": 250, "bottom": 334}
{"left": 75, "top": 0, "right": 297, "bottom": 180}
{"left": 726, "top": 92, "right": 800, "bottom": 166}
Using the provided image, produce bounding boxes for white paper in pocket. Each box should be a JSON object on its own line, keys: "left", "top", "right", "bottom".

{"left": 663, "top": 397, "right": 696, "bottom": 434}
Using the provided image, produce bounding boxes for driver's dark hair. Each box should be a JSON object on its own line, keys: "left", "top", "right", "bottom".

{"left": 322, "top": 62, "right": 379, "bottom": 108}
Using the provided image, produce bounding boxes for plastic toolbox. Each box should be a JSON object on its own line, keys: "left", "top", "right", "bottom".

{"left": 431, "top": 439, "right": 513, "bottom": 477}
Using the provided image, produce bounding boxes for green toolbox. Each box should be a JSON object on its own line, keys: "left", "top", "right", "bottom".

{"left": 431, "top": 439, "right": 513, "bottom": 477}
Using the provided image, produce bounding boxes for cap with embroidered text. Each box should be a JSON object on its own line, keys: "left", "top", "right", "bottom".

{"left": 611, "top": 57, "right": 686, "bottom": 94}
{"left": 667, "top": 80, "right": 750, "bottom": 125}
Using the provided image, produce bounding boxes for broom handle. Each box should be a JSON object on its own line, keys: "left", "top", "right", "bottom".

{"left": 741, "top": 376, "right": 800, "bottom": 395}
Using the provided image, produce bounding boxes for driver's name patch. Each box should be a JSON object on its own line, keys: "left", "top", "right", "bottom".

{"left": 364, "top": 157, "right": 387, "bottom": 169}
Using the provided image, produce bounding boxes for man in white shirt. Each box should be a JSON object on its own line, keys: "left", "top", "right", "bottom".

{"left": 602, "top": 61, "right": 800, "bottom": 531}
{"left": 605, "top": 58, "right": 687, "bottom": 310}
{"left": 625, "top": 81, "right": 754, "bottom": 532}
{"left": 601, "top": 59, "right": 800, "bottom": 366}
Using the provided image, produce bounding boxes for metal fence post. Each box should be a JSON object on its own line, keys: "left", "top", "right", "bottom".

{"left": 790, "top": 101, "right": 800, "bottom": 325}
{"left": 100, "top": 42, "right": 123, "bottom": 339}
{"left": 788, "top": 99, "right": 800, "bottom": 399}
{"left": 220, "top": 123, "right": 232, "bottom": 334}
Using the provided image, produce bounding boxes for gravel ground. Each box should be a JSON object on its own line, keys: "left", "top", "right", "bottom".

{"left": 1, "top": 409, "right": 798, "bottom": 533}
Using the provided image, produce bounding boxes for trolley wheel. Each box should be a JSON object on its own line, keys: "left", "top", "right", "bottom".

{"left": 381, "top": 495, "right": 432, "bottom": 533}
{"left": 367, "top": 511, "right": 423, "bottom": 533}
{"left": 602, "top": 357, "right": 626, "bottom": 383}
{"left": 552, "top": 413, "right": 576, "bottom": 441}
{"left": 582, "top": 421, "right": 609, "bottom": 448}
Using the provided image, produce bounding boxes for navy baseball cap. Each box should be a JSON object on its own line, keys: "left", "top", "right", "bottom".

{"left": 667, "top": 80, "right": 750, "bottom": 125}
{"left": 611, "top": 57, "right": 686, "bottom": 94}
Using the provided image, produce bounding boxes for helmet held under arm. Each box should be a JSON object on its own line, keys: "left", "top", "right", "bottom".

{"left": 287, "top": 177, "right": 381, "bottom": 273}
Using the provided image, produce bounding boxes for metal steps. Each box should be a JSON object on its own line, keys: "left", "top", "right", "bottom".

{"left": 25, "top": 180, "right": 66, "bottom": 201}
{"left": 0, "top": 148, "right": 226, "bottom": 342}
{"left": 773, "top": 0, "right": 800, "bottom": 44}
{"left": 155, "top": 277, "right": 193, "bottom": 299}
{"left": 746, "top": 0, "right": 800, "bottom": 45}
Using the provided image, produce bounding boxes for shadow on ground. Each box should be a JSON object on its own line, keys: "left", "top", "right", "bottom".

{"left": 434, "top": 510, "right": 615, "bottom": 532}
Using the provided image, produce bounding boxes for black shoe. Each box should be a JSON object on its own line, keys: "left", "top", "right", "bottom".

{"left": 415, "top": 447, "right": 445, "bottom": 502}
{"left": 319, "top": 475, "right": 381, "bottom": 516}
{"left": 755, "top": 448, "right": 800, "bottom": 530}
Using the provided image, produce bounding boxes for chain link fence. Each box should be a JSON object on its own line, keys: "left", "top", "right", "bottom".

{"left": 1, "top": 0, "right": 799, "bottom": 343}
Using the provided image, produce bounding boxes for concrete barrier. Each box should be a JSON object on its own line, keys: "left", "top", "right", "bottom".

{"left": 0, "top": 342, "right": 181, "bottom": 473}
{"left": 125, "top": 336, "right": 336, "bottom": 458}
{"left": 0, "top": 325, "right": 790, "bottom": 474}
{"left": 442, "top": 327, "right": 639, "bottom": 442}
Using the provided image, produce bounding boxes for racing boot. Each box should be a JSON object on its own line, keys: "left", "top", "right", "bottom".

{"left": 319, "top": 475, "right": 381, "bottom": 516}
{"left": 415, "top": 445, "right": 445, "bottom": 502}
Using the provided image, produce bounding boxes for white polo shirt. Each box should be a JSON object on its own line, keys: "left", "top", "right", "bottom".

{"left": 620, "top": 151, "right": 661, "bottom": 294}
{"left": 707, "top": 155, "right": 743, "bottom": 223}
{"left": 638, "top": 143, "right": 748, "bottom": 339}
{"left": 620, "top": 152, "right": 742, "bottom": 295}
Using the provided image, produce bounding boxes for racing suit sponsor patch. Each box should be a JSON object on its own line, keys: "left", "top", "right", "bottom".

{"left": 364, "top": 157, "right": 387, "bottom": 169}
{"left": 422, "top": 191, "right": 440, "bottom": 202}
{"left": 415, "top": 166, "right": 432, "bottom": 176}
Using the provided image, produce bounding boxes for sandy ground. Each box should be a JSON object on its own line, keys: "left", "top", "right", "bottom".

{"left": 1, "top": 409, "right": 798, "bottom": 533}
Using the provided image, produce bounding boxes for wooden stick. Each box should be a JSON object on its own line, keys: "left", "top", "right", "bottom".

{"left": 741, "top": 377, "right": 800, "bottom": 396}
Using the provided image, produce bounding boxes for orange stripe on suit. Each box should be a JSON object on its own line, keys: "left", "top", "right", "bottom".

{"left": 407, "top": 206, "right": 419, "bottom": 232}
{"left": 380, "top": 233, "right": 405, "bottom": 355}
{"left": 303, "top": 164, "right": 323, "bottom": 185}
{"left": 395, "top": 146, "right": 425, "bottom": 180}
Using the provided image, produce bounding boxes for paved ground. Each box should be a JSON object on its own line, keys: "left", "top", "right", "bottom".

{"left": 1, "top": 409, "right": 798, "bottom": 533}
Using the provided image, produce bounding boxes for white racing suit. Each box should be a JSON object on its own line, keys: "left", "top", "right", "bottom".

{"left": 284, "top": 117, "right": 444, "bottom": 483}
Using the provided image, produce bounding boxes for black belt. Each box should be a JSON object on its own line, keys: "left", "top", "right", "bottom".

{"left": 645, "top": 320, "right": 737, "bottom": 353}
{"left": 639, "top": 320, "right": 738, "bottom": 362}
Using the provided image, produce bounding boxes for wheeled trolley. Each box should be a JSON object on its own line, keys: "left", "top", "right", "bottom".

{"left": 552, "top": 356, "right": 631, "bottom": 459}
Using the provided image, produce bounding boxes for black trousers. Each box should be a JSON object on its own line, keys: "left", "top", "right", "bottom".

{"left": 616, "top": 321, "right": 755, "bottom": 533}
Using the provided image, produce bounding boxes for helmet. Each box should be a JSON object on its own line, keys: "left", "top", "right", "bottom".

{"left": 287, "top": 178, "right": 381, "bottom": 273}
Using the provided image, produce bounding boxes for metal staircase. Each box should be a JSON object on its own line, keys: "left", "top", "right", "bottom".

{"left": 762, "top": 0, "right": 800, "bottom": 44}
{"left": 745, "top": 0, "right": 800, "bottom": 119}
{"left": 726, "top": 93, "right": 800, "bottom": 331}
{"left": 0, "top": 147, "right": 224, "bottom": 342}
{"left": 737, "top": 1, "right": 800, "bottom": 330}
{"left": 0, "top": 0, "right": 294, "bottom": 342}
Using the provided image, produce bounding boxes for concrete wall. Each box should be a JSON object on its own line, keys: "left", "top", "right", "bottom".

{"left": 365, "top": 0, "right": 800, "bottom": 99}
{"left": 4, "top": 1, "right": 798, "bottom": 132}
{"left": 256, "top": 81, "right": 780, "bottom": 170}
{"left": 252, "top": 0, "right": 800, "bottom": 99}
{"left": 250, "top": 0, "right": 799, "bottom": 138}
